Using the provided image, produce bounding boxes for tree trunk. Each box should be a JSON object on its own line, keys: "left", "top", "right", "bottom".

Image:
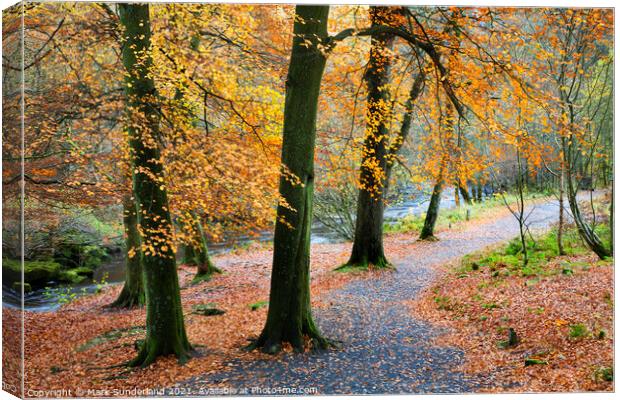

{"left": 180, "top": 212, "right": 220, "bottom": 279}
{"left": 192, "top": 217, "right": 221, "bottom": 282}
{"left": 458, "top": 181, "right": 472, "bottom": 205}
{"left": 347, "top": 6, "right": 395, "bottom": 269}
{"left": 419, "top": 178, "right": 443, "bottom": 240}
{"left": 610, "top": 181, "right": 613, "bottom": 254}
{"left": 557, "top": 159, "right": 565, "bottom": 255}
{"left": 119, "top": 3, "right": 191, "bottom": 367}
{"left": 516, "top": 149, "right": 528, "bottom": 267}
{"left": 109, "top": 195, "right": 144, "bottom": 308}
{"left": 182, "top": 243, "right": 196, "bottom": 266}
{"left": 454, "top": 186, "right": 461, "bottom": 208}
{"left": 249, "top": 5, "right": 330, "bottom": 354}
{"left": 563, "top": 138, "right": 611, "bottom": 259}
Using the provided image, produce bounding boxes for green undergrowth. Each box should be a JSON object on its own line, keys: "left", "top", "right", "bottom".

{"left": 433, "top": 225, "right": 613, "bottom": 318}
{"left": 457, "top": 225, "right": 612, "bottom": 280}
{"left": 249, "top": 300, "right": 268, "bottom": 311}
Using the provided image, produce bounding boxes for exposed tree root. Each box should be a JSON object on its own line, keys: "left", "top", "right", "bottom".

{"left": 244, "top": 330, "right": 338, "bottom": 355}
{"left": 106, "top": 289, "right": 145, "bottom": 309}
{"left": 192, "top": 265, "right": 222, "bottom": 284}
{"left": 335, "top": 258, "right": 395, "bottom": 272}
{"left": 127, "top": 339, "right": 194, "bottom": 368}
{"left": 418, "top": 235, "right": 440, "bottom": 242}
{"left": 191, "top": 273, "right": 212, "bottom": 285}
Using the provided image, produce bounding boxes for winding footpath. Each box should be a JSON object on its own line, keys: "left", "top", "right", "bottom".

{"left": 172, "top": 199, "right": 565, "bottom": 395}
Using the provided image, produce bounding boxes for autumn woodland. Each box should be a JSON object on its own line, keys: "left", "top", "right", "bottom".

{"left": 1, "top": 2, "right": 615, "bottom": 397}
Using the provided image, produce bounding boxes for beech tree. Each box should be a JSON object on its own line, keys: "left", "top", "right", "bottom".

{"left": 118, "top": 3, "right": 191, "bottom": 366}
{"left": 179, "top": 212, "right": 221, "bottom": 283}
{"left": 346, "top": 6, "right": 397, "bottom": 269}
{"left": 109, "top": 195, "right": 144, "bottom": 308}
{"left": 249, "top": 5, "right": 332, "bottom": 354}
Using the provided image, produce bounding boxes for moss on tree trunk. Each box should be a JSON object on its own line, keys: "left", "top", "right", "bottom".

{"left": 249, "top": 5, "right": 331, "bottom": 354}
{"left": 182, "top": 243, "right": 196, "bottom": 266}
{"left": 346, "top": 6, "right": 395, "bottom": 269}
{"left": 109, "top": 196, "right": 145, "bottom": 308}
{"left": 119, "top": 3, "right": 191, "bottom": 367}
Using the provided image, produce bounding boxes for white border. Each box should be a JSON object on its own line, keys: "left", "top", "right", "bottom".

{"left": 0, "top": 2, "right": 616, "bottom": 400}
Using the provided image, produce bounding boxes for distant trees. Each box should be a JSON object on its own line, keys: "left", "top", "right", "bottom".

{"left": 530, "top": 9, "right": 613, "bottom": 259}
{"left": 554, "top": 12, "right": 613, "bottom": 259}
{"left": 179, "top": 212, "right": 221, "bottom": 283}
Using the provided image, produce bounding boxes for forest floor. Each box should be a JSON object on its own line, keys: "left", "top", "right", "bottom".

{"left": 3, "top": 192, "right": 612, "bottom": 396}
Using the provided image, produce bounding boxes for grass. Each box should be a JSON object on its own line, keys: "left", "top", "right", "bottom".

{"left": 434, "top": 295, "right": 453, "bottom": 311}
{"left": 457, "top": 224, "right": 611, "bottom": 279}
{"left": 595, "top": 366, "right": 614, "bottom": 382}
{"left": 248, "top": 300, "right": 268, "bottom": 311}
{"left": 569, "top": 323, "right": 590, "bottom": 339}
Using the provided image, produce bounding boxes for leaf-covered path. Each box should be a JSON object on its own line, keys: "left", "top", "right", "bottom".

{"left": 171, "top": 199, "right": 563, "bottom": 395}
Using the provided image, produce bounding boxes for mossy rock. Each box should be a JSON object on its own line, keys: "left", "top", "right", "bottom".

{"left": 76, "top": 326, "right": 145, "bottom": 352}
{"left": 11, "top": 281, "right": 32, "bottom": 293}
{"left": 58, "top": 270, "right": 86, "bottom": 284}
{"left": 3, "top": 259, "right": 61, "bottom": 287}
{"left": 58, "top": 267, "right": 94, "bottom": 284}
{"left": 524, "top": 358, "right": 548, "bottom": 366}
{"left": 53, "top": 239, "right": 108, "bottom": 270}
{"left": 191, "top": 303, "right": 225, "bottom": 316}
